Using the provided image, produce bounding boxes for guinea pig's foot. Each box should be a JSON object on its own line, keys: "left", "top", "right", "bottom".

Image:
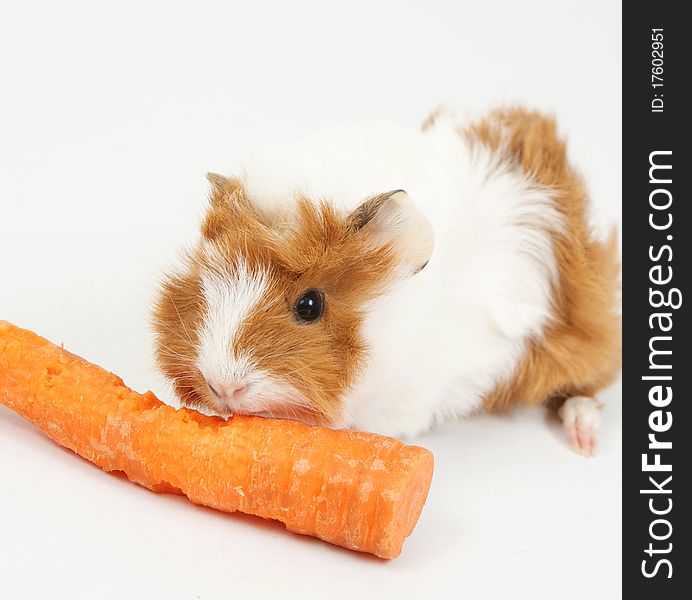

{"left": 558, "top": 396, "right": 601, "bottom": 457}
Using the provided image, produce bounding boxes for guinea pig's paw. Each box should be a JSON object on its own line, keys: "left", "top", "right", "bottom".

{"left": 558, "top": 396, "right": 602, "bottom": 458}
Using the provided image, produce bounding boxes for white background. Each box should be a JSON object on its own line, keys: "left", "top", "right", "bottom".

{"left": 0, "top": 1, "right": 622, "bottom": 599}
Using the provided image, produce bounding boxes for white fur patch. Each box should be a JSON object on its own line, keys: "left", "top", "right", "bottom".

{"left": 196, "top": 257, "right": 269, "bottom": 385}
{"left": 559, "top": 396, "right": 602, "bottom": 457}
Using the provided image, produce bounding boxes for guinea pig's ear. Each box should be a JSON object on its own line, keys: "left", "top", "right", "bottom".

{"left": 202, "top": 173, "right": 248, "bottom": 240}
{"left": 347, "top": 190, "right": 434, "bottom": 276}
{"left": 206, "top": 172, "right": 229, "bottom": 194}
{"left": 205, "top": 172, "right": 245, "bottom": 205}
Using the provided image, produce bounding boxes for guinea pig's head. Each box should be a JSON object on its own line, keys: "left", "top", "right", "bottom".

{"left": 153, "top": 173, "right": 433, "bottom": 424}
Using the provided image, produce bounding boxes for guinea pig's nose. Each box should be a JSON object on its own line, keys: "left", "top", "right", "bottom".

{"left": 207, "top": 379, "right": 249, "bottom": 403}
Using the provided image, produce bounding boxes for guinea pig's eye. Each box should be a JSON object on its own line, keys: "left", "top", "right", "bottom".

{"left": 294, "top": 289, "right": 324, "bottom": 323}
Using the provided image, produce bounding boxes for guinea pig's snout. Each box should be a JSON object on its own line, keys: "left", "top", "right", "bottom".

{"left": 206, "top": 378, "right": 249, "bottom": 405}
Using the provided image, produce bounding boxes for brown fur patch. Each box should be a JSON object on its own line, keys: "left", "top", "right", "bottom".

{"left": 461, "top": 107, "right": 622, "bottom": 410}
{"left": 153, "top": 177, "right": 399, "bottom": 421}
{"left": 151, "top": 263, "right": 212, "bottom": 411}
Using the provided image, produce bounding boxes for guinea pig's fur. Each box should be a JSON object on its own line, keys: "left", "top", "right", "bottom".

{"left": 153, "top": 107, "right": 621, "bottom": 443}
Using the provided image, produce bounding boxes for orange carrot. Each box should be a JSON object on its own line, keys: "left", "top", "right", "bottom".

{"left": 0, "top": 321, "right": 433, "bottom": 558}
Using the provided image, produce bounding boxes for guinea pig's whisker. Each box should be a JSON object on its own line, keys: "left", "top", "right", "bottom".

{"left": 155, "top": 346, "right": 200, "bottom": 367}
{"left": 257, "top": 350, "right": 303, "bottom": 361}
{"left": 165, "top": 293, "right": 196, "bottom": 347}
{"left": 155, "top": 326, "right": 197, "bottom": 349}
{"left": 156, "top": 353, "right": 195, "bottom": 365}
{"left": 155, "top": 343, "right": 187, "bottom": 356}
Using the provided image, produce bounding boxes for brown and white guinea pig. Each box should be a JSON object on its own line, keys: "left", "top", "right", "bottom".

{"left": 152, "top": 107, "right": 621, "bottom": 456}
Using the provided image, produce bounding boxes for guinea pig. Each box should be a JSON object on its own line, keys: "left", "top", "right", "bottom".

{"left": 152, "top": 107, "right": 621, "bottom": 456}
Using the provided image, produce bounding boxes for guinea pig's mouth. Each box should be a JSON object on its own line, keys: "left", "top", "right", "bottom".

{"left": 224, "top": 405, "right": 324, "bottom": 425}
{"left": 203, "top": 394, "right": 325, "bottom": 425}
{"left": 192, "top": 371, "right": 328, "bottom": 425}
